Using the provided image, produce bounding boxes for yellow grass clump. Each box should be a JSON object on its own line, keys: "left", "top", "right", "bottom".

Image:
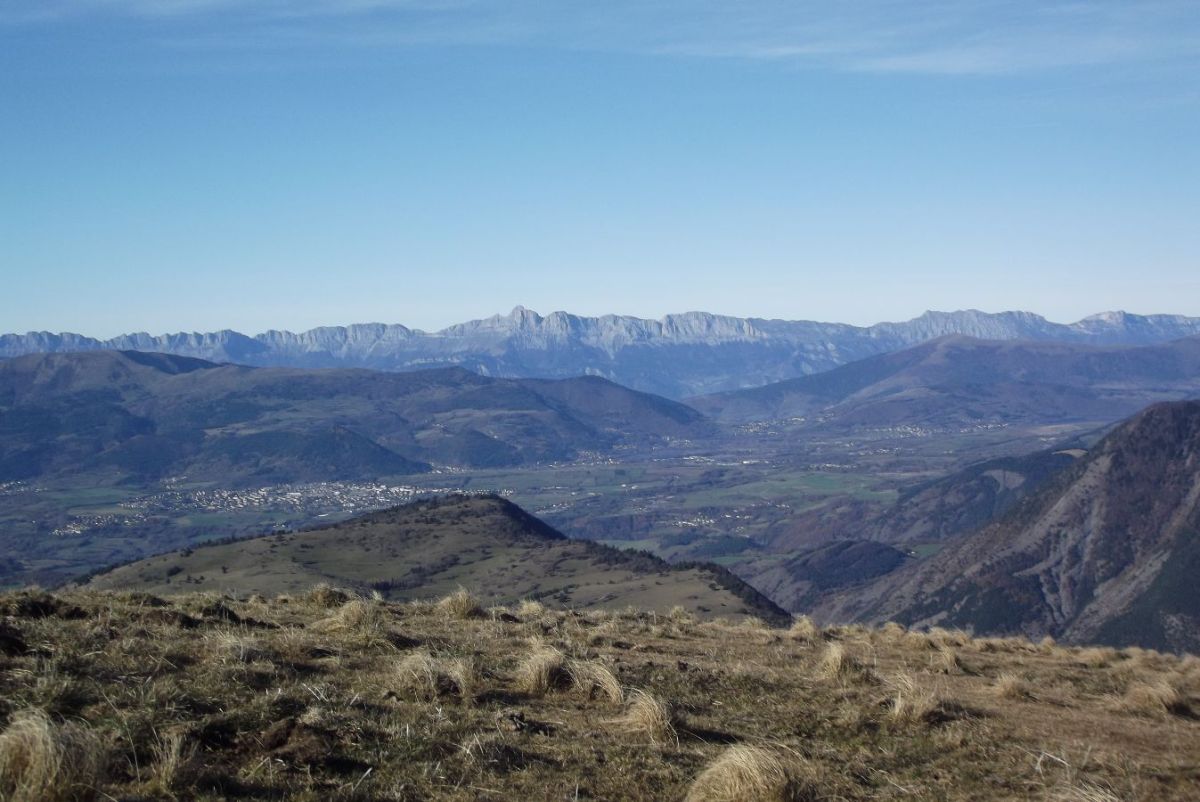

{"left": 1073, "top": 647, "right": 1116, "bottom": 668}
{"left": 313, "top": 598, "right": 387, "bottom": 630}
{"left": 0, "top": 709, "right": 107, "bottom": 802}
{"left": 514, "top": 645, "right": 569, "bottom": 696}
{"left": 395, "top": 651, "right": 478, "bottom": 703}
{"left": 608, "top": 689, "right": 678, "bottom": 745}
{"left": 930, "top": 646, "right": 966, "bottom": 675}
{"left": 304, "top": 583, "right": 353, "bottom": 608}
{"left": 515, "top": 599, "right": 545, "bottom": 620}
{"left": 204, "top": 631, "right": 273, "bottom": 665}
{"left": 887, "top": 673, "right": 942, "bottom": 726}
{"left": 668, "top": 605, "right": 695, "bottom": 623}
{"left": 1121, "top": 680, "right": 1180, "bottom": 716}
{"left": 150, "top": 731, "right": 200, "bottom": 796}
{"left": 685, "top": 744, "right": 818, "bottom": 802}
{"left": 788, "top": 616, "right": 819, "bottom": 642}
{"left": 992, "top": 672, "right": 1031, "bottom": 700}
{"left": 436, "top": 588, "right": 483, "bottom": 620}
{"left": 565, "top": 659, "right": 624, "bottom": 704}
{"left": 817, "top": 642, "right": 869, "bottom": 683}
{"left": 310, "top": 598, "right": 394, "bottom": 647}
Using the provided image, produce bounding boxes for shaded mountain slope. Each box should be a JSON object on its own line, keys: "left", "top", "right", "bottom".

{"left": 6, "top": 307, "right": 1200, "bottom": 398}
{"left": 83, "top": 494, "right": 789, "bottom": 623}
{"left": 816, "top": 401, "right": 1200, "bottom": 652}
{"left": 0, "top": 351, "right": 709, "bottom": 485}
{"left": 689, "top": 335, "right": 1200, "bottom": 427}
{"left": 739, "top": 445, "right": 1090, "bottom": 614}
{"left": 866, "top": 447, "right": 1087, "bottom": 544}
{"left": 748, "top": 540, "right": 910, "bottom": 612}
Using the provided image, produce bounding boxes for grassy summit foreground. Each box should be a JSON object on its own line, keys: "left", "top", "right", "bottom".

{"left": 1, "top": 589, "right": 1198, "bottom": 801}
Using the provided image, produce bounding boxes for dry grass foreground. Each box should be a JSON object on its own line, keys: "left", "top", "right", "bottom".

{"left": 0, "top": 591, "right": 1198, "bottom": 801}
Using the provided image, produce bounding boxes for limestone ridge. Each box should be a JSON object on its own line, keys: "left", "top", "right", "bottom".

{"left": 5, "top": 308, "right": 1200, "bottom": 398}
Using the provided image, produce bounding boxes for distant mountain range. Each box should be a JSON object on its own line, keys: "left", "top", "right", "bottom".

{"left": 689, "top": 334, "right": 1200, "bottom": 427}
{"left": 0, "top": 350, "right": 708, "bottom": 485}
{"left": 84, "top": 494, "right": 790, "bottom": 624}
{"left": 815, "top": 401, "right": 1200, "bottom": 652}
{"left": 5, "top": 308, "right": 1200, "bottom": 398}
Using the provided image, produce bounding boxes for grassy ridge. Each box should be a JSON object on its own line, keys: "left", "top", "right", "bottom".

{"left": 1, "top": 589, "right": 1198, "bottom": 800}
{"left": 82, "top": 495, "right": 791, "bottom": 625}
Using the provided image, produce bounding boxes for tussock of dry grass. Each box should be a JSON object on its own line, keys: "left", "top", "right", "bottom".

{"left": 0, "top": 709, "right": 107, "bottom": 802}
{"left": 668, "top": 605, "right": 696, "bottom": 624}
{"left": 565, "top": 659, "right": 624, "bottom": 704}
{"left": 685, "top": 744, "right": 818, "bottom": 802}
{"left": 1120, "top": 680, "right": 1181, "bottom": 716}
{"left": 818, "top": 642, "right": 849, "bottom": 679}
{"left": 436, "top": 588, "right": 483, "bottom": 620}
{"left": 150, "top": 731, "right": 200, "bottom": 795}
{"left": 304, "top": 583, "right": 353, "bottom": 608}
{"left": 739, "top": 616, "right": 770, "bottom": 631}
{"left": 514, "top": 599, "right": 545, "bottom": 620}
{"left": 395, "top": 650, "right": 478, "bottom": 703}
{"left": 788, "top": 616, "right": 819, "bottom": 642}
{"left": 888, "top": 673, "right": 943, "bottom": 726}
{"left": 930, "top": 646, "right": 966, "bottom": 675}
{"left": 992, "top": 672, "right": 1031, "bottom": 700}
{"left": 510, "top": 647, "right": 621, "bottom": 703}
{"left": 514, "top": 645, "right": 568, "bottom": 697}
{"left": 1073, "top": 647, "right": 1117, "bottom": 668}
{"left": 974, "top": 637, "right": 1034, "bottom": 655}
{"left": 204, "top": 631, "right": 273, "bottom": 665}
{"left": 817, "top": 642, "right": 871, "bottom": 683}
{"left": 608, "top": 689, "right": 678, "bottom": 745}
{"left": 309, "top": 597, "right": 388, "bottom": 633}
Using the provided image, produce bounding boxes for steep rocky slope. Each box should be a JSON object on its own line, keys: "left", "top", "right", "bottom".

{"left": 818, "top": 402, "right": 1200, "bottom": 652}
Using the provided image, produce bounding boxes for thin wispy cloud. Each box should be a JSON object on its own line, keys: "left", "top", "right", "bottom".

{"left": 5, "top": 0, "right": 1199, "bottom": 76}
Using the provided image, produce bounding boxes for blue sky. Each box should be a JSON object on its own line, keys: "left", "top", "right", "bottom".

{"left": 1, "top": 1, "right": 1198, "bottom": 336}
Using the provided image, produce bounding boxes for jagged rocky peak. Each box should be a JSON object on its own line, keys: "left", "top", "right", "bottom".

{"left": 874, "top": 309, "right": 1054, "bottom": 341}
{"left": 1083, "top": 310, "right": 1130, "bottom": 324}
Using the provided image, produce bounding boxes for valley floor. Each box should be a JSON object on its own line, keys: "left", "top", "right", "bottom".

{"left": 1, "top": 589, "right": 1198, "bottom": 800}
